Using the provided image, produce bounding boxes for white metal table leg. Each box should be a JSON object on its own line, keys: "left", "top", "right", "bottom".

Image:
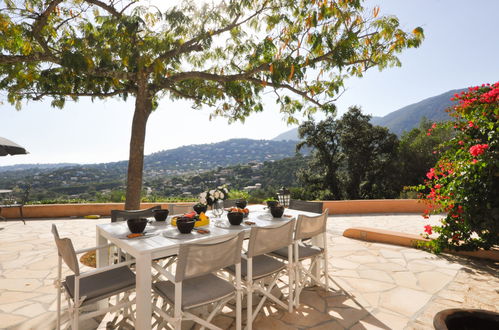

{"left": 136, "top": 253, "right": 153, "bottom": 330}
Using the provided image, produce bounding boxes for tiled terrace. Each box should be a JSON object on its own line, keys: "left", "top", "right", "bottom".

{"left": 0, "top": 214, "right": 498, "bottom": 329}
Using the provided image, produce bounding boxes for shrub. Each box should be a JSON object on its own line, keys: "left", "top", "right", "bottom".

{"left": 415, "top": 82, "right": 498, "bottom": 252}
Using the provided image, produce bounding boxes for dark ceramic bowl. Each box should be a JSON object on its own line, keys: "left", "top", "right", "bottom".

{"left": 266, "top": 200, "right": 279, "bottom": 208}
{"left": 227, "top": 212, "right": 244, "bottom": 225}
{"left": 193, "top": 204, "right": 208, "bottom": 214}
{"left": 153, "top": 209, "right": 169, "bottom": 221}
{"left": 176, "top": 217, "right": 195, "bottom": 234}
{"left": 127, "top": 218, "right": 148, "bottom": 233}
{"left": 235, "top": 200, "right": 247, "bottom": 209}
{"left": 270, "top": 206, "right": 285, "bottom": 218}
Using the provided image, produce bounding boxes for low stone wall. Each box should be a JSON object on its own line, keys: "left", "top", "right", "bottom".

{"left": 343, "top": 227, "right": 499, "bottom": 262}
{"left": 321, "top": 199, "right": 431, "bottom": 214}
{"left": 0, "top": 202, "right": 195, "bottom": 218}
{"left": 0, "top": 199, "right": 430, "bottom": 219}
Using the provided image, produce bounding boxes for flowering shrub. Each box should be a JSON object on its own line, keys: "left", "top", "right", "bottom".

{"left": 416, "top": 82, "right": 498, "bottom": 252}
{"left": 198, "top": 185, "right": 229, "bottom": 206}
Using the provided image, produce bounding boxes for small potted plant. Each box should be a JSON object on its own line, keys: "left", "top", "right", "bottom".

{"left": 264, "top": 198, "right": 278, "bottom": 208}
{"left": 227, "top": 209, "right": 244, "bottom": 225}
{"left": 270, "top": 204, "right": 285, "bottom": 218}
{"left": 193, "top": 203, "right": 208, "bottom": 214}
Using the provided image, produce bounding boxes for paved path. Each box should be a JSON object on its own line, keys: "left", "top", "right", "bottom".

{"left": 0, "top": 214, "right": 497, "bottom": 329}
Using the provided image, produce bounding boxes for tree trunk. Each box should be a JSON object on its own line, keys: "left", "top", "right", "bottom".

{"left": 125, "top": 76, "right": 152, "bottom": 210}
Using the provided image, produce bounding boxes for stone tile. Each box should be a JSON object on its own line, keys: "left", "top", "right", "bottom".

{"left": 0, "top": 312, "right": 27, "bottom": 328}
{"left": 253, "top": 316, "right": 297, "bottom": 330}
{"left": 369, "top": 309, "right": 409, "bottom": 329}
{"left": 0, "top": 278, "right": 42, "bottom": 292}
{"left": 392, "top": 271, "right": 420, "bottom": 290}
{"left": 0, "top": 291, "right": 41, "bottom": 304}
{"left": 406, "top": 261, "right": 436, "bottom": 272}
{"left": 416, "top": 271, "right": 453, "bottom": 293}
{"left": 358, "top": 270, "right": 394, "bottom": 283}
{"left": 309, "top": 320, "right": 345, "bottom": 330}
{"left": 300, "top": 289, "right": 326, "bottom": 312}
{"left": 331, "top": 258, "right": 360, "bottom": 270}
{"left": 12, "top": 302, "right": 47, "bottom": 317}
{"left": 379, "top": 249, "right": 404, "bottom": 259}
{"left": 327, "top": 306, "right": 369, "bottom": 328}
{"left": 379, "top": 287, "right": 431, "bottom": 317}
{"left": 342, "top": 278, "right": 396, "bottom": 293}
{"left": 364, "top": 262, "right": 407, "bottom": 272}
{"left": 281, "top": 305, "right": 332, "bottom": 327}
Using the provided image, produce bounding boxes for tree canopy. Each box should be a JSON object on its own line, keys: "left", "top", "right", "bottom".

{"left": 297, "top": 106, "right": 399, "bottom": 200}
{"left": 0, "top": 0, "right": 424, "bottom": 209}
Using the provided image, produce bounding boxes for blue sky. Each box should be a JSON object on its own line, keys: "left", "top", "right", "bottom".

{"left": 1, "top": 0, "right": 498, "bottom": 166}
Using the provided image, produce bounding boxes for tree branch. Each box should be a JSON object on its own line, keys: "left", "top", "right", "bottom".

{"left": 84, "top": 0, "right": 122, "bottom": 18}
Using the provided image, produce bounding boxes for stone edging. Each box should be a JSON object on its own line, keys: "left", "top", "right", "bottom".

{"left": 343, "top": 227, "right": 499, "bottom": 262}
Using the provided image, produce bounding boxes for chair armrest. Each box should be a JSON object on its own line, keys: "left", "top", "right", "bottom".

{"left": 75, "top": 243, "right": 113, "bottom": 255}
{"left": 79, "top": 259, "right": 135, "bottom": 279}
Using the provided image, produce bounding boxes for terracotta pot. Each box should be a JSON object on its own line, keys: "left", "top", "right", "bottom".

{"left": 433, "top": 308, "right": 499, "bottom": 330}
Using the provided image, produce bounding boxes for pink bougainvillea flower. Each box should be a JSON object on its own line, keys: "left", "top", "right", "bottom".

{"left": 458, "top": 140, "right": 464, "bottom": 145}
{"left": 426, "top": 168, "right": 436, "bottom": 180}
{"left": 424, "top": 225, "right": 432, "bottom": 235}
{"left": 472, "top": 159, "right": 478, "bottom": 164}
{"left": 469, "top": 144, "right": 489, "bottom": 157}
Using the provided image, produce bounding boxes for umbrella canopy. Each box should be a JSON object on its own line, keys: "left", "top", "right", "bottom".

{"left": 0, "top": 137, "right": 28, "bottom": 156}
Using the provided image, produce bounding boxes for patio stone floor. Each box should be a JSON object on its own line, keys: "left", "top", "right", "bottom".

{"left": 0, "top": 214, "right": 497, "bottom": 329}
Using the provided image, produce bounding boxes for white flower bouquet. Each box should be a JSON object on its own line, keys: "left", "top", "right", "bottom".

{"left": 199, "top": 185, "right": 229, "bottom": 206}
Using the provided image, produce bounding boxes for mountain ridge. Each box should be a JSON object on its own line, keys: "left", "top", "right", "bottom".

{"left": 272, "top": 88, "right": 464, "bottom": 140}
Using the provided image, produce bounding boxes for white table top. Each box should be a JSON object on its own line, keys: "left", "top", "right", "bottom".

{"left": 96, "top": 205, "right": 317, "bottom": 260}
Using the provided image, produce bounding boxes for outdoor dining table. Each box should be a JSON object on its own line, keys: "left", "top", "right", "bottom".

{"left": 96, "top": 204, "right": 322, "bottom": 330}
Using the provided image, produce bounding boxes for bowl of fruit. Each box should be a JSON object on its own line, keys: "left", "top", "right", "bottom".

{"left": 228, "top": 207, "right": 249, "bottom": 218}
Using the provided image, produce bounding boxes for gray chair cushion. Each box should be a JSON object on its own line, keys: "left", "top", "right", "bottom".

{"left": 271, "top": 244, "right": 323, "bottom": 260}
{"left": 64, "top": 266, "right": 135, "bottom": 305}
{"left": 154, "top": 273, "right": 235, "bottom": 310}
{"left": 226, "top": 255, "right": 286, "bottom": 280}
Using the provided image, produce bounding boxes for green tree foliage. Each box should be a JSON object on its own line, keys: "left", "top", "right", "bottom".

{"left": 297, "top": 107, "right": 399, "bottom": 199}
{"left": 398, "top": 117, "right": 454, "bottom": 189}
{"left": 0, "top": 0, "right": 423, "bottom": 209}
{"left": 416, "top": 83, "right": 499, "bottom": 252}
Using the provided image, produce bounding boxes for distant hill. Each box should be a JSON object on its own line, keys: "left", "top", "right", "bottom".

{"left": 371, "top": 88, "right": 464, "bottom": 135}
{"left": 273, "top": 88, "right": 464, "bottom": 139}
{"left": 0, "top": 163, "right": 78, "bottom": 173}
{"left": 0, "top": 138, "right": 303, "bottom": 197}
{"left": 273, "top": 127, "right": 300, "bottom": 141}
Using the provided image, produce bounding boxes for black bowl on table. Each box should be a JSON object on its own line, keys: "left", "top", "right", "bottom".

{"left": 227, "top": 212, "right": 244, "bottom": 225}
{"left": 127, "top": 218, "right": 148, "bottom": 234}
{"left": 266, "top": 200, "right": 279, "bottom": 208}
{"left": 176, "top": 217, "right": 196, "bottom": 234}
{"left": 235, "top": 200, "right": 247, "bottom": 209}
{"left": 193, "top": 203, "right": 208, "bottom": 214}
{"left": 270, "top": 206, "right": 285, "bottom": 218}
{"left": 153, "top": 209, "right": 169, "bottom": 221}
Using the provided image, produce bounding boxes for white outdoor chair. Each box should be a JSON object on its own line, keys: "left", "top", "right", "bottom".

{"left": 226, "top": 221, "right": 295, "bottom": 330}
{"left": 168, "top": 203, "right": 193, "bottom": 215}
{"left": 152, "top": 232, "right": 245, "bottom": 330}
{"left": 270, "top": 209, "right": 329, "bottom": 306}
{"left": 51, "top": 224, "right": 136, "bottom": 330}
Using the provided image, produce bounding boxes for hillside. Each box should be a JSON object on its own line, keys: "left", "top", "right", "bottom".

{"left": 370, "top": 88, "right": 464, "bottom": 135}
{"left": 273, "top": 88, "right": 464, "bottom": 139}
{"left": 0, "top": 138, "right": 302, "bottom": 200}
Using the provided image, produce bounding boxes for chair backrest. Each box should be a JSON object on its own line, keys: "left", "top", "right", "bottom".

{"left": 175, "top": 232, "right": 245, "bottom": 282}
{"left": 247, "top": 221, "right": 295, "bottom": 258}
{"left": 289, "top": 199, "right": 323, "bottom": 214}
{"left": 51, "top": 224, "right": 80, "bottom": 275}
{"left": 223, "top": 199, "right": 237, "bottom": 208}
{"left": 111, "top": 205, "right": 161, "bottom": 222}
{"left": 168, "top": 204, "right": 193, "bottom": 215}
{"left": 295, "top": 209, "right": 329, "bottom": 241}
